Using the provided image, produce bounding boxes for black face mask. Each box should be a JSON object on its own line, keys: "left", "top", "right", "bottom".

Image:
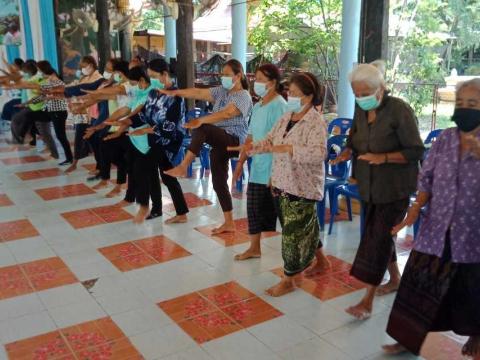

{"left": 452, "top": 108, "right": 480, "bottom": 133}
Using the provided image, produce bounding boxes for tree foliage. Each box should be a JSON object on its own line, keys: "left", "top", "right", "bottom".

{"left": 249, "top": 0, "right": 341, "bottom": 80}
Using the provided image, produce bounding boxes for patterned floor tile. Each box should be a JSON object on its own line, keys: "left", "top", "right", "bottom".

{"left": 1, "top": 155, "right": 46, "bottom": 165}
{"left": 16, "top": 168, "right": 63, "bottom": 181}
{"left": 35, "top": 184, "right": 95, "bottom": 201}
{"left": 0, "top": 145, "right": 30, "bottom": 153}
{"left": 0, "top": 193, "right": 14, "bottom": 207}
{"left": 61, "top": 206, "right": 133, "bottom": 229}
{"left": 158, "top": 281, "right": 283, "bottom": 344}
{"left": 0, "top": 219, "right": 39, "bottom": 242}
{"left": 5, "top": 317, "right": 142, "bottom": 360}
{"left": 163, "top": 192, "right": 212, "bottom": 213}
{"left": 195, "top": 218, "right": 279, "bottom": 247}
{"left": 99, "top": 235, "right": 191, "bottom": 272}
{"left": 0, "top": 257, "right": 78, "bottom": 300}
{"left": 271, "top": 256, "right": 365, "bottom": 301}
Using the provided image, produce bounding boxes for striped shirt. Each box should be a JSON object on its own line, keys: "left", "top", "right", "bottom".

{"left": 209, "top": 86, "right": 252, "bottom": 144}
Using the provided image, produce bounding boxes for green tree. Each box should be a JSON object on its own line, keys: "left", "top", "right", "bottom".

{"left": 249, "top": 0, "right": 342, "bottom": 101}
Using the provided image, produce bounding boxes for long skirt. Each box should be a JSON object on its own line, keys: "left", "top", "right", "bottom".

{"left": 279, "top": 194, "right": 321, "bottom": 276}
{"left": 350, "top": 198, "right": 409, "bottom": 286}
{"left": 386, "top": 236, "right": 480, "bottom": 355}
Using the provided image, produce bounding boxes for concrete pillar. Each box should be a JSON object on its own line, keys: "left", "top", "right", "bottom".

{"left": 231, "top": 0, "right": 247, "bottom": 70}
{"left": 164, "top": 5, "right": 177, "bottom": 62}
{"left": 337, "top": 0, "right": 362, "bottom": 119}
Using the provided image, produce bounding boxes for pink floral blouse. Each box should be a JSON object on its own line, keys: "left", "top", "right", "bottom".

{"left": 253, "top": 108, "right": 327, "bottom": 201}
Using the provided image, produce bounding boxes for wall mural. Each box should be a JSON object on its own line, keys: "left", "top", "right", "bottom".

{"left": 0, "top": 0, "right": 21, "bottom": 62}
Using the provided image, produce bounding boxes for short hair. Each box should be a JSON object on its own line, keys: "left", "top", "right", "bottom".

{"left": 456, "top": 78, "right": 480, "bottom": 94}
{"left": 148, "top": 58, "right": 175, "bottom": 76}
{"left": 349, "top": 60, "right": 386, "bottom": 90}
{"left": 81, "top": 56, "right": 98, "bottom": 70}
{"left": 113, "top": 60, "right": 129, "bottom": 76}
{"left": 36, "top": 60, "right": 56, "bottom": 76}
{"left": 13, "top": 58, "right": 24, "bottom": 68}
{"left": 22, "top": 60, "right": 37, "bottom": 75}
{"left": 127, "top": 66, "right": 150, "bottom": 83}
{"left": 289, "top": 72, "right": 325, "bottom": 107}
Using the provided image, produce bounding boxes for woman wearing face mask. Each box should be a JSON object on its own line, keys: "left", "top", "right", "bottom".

{"left": 17, "top": 61, "right": 72, "bottom": 164}
{"left": 382, "top": 79, "right": 480, "bottom": 359}
{"left": 247, "top": 72, "right": 330, "bottom": 297}
{"left": 333, "top": 60, "right": 424, "bottom": 320}
{"left": 161, "top": 59, "right": 253, "bottom": 234}
{"left": 229, "top": 64, "right": 287, "bottom": 260}
{"left": 102, "top": 66, "right": 163, "bottom": 223}
{"left": 56, "top": 56, "right": 106, "bottom": 174}
{"left": 8, "top": 60, "right": 44, "bottom": 146}
{"left": 128, "top": 58, "right": 189, "bottom": 224}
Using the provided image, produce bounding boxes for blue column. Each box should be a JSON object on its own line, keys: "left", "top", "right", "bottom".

{"left": 39, "top": 0, "right": 58, "bottom": 71}
{"left": 337, "top": 0, "right": 362, "bottom": 119}
{"left": 231, "top": 0, "right": 247, "bottom": 70}
{"left": 20, "top": 0, "right": 34, "bottom": 59}
{"left": 163, "top": 5, "right": 177, "bottom": 62}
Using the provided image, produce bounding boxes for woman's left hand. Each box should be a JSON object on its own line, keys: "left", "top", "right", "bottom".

{"left": 272, "top": 144, "right": 293, "bottom": 155}
{"left": 358, "top": 153, "right": 385, "bottom": 165}
{"left": 128, "top": 127, "right": 155, "bottom": 136}
{"left": 183, "top": 119, "right": 203, "bottom": 129}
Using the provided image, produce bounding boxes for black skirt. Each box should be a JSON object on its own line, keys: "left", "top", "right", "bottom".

{"left": 350, "top": 198, "right": 409, "bottom": 286}
{"left": 386, "top": 237, "right": 480, "bottom": 355}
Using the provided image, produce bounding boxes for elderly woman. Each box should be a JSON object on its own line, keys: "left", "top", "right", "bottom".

{"left": 334, "top": 60, "right": 424, "bottom": 319}
{"left": 383, "top": 79, "right": 480, "bottom": 358}
{"left": 249, "top": 72, "right": 330, "bottom": 297}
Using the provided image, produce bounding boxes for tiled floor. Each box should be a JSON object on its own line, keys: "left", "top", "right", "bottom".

{"left": 0, "top": 133, "right": 469, "bottom": 360}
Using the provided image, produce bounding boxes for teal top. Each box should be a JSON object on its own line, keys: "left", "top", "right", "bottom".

{"left": 128, "top": 79, "right": 162, "bottom": 110}
{"left": 129, "top": 124, "right": 151, "bottom": 154}
{"left": 248, "top": 95, "right": 287, "bottom": 185}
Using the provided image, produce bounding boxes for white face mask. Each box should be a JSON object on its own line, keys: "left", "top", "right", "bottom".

{"left": 81, "top": 66, "right": 93, "bottom": 76}
{"left": 103, "top": 71, "right": 112, "bottom": 80}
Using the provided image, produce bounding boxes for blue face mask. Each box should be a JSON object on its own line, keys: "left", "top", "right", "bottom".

{"left": 114, "top": 73, "right": 122, "bottom": 82}
{"left": 221, "top": 76, "right": 234, "bottom": 90}
{"left": 75, "top": 69, "right": 82, "bottom": 79}
{"left": 287, "top": 97, "right": 304, "bottom": 113}
{"left": 151, "top": 78, "right": 165, "bottom": 90}
{"left": 254, "top": 82, "right": 268, "bottom": 98}
{"left": 355, "top": 91, "right": 381, "bottom": 111}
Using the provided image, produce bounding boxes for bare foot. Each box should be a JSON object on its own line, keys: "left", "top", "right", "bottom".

{"left": 234, "top": 248, "right": 261, "bottom": 261}
{"left": 462, "top": 336, "right": 480, "bottom": 358}
{"left": 305, "top": 256, "right": 332, "bottom": 277}
{"left": 41, "top": 148, "right": 49, "bottom": 154}
{"left": 266, "top": 279, "right": 295, "bottom": 297}
{"left": 133, "top": 206, "right": 149, "bottom": 224}
{"left": 115, "top": 199, "right": 133, "bottom": 207}
{"left": 376, "top": 279, "right": 400, "bottom": 296}
{"left": 105, "top": 186, "right": 122, "bottom": 198}
{"left": 88, "top": 169, "right": 99, "bottom": 176}
{"left": 92, "top": 180, "right": 109, "bottom": 190}
{"left": 165, "top": 214, "right": 188, "bottom": 224}
{"left": 382, "top": 343, "right": 407, "bottom": 355}
{"left": 65, "top": 164, "right": 77, "bottom": 173}
{"left": 212, "top": 222, "right": 236, "bottom": 235}
{"left": 164, "top": 165, "right": 188, "bottom": 178}
{"left": 345, "top": 302, "right": 372, "bottom": 320}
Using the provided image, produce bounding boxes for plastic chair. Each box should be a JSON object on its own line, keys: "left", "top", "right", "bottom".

{"left": 327, "top": 118, "right": 353, "bottom": 135}
{"left": 328, "top": 184, "right": 365, "bottom": 236}
{"left": 317, "top": 135, "right": 350, "bottom": 231}
{"left": 182, "top": 108, "right": 211, "bottom": 178}
{"left": 424, "top": 129, "right": 443, "bottom": 146}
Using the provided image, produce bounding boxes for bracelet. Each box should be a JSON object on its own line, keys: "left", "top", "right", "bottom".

{"left": 384, "top": 153, "right": 389, "bottom": 163}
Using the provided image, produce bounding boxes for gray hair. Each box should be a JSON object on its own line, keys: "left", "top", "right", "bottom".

{"left": 456, "top": 78, "right": 480, "bottom": 94}
{"left": 349, "top": 60, "right": 386, "bottom": 90}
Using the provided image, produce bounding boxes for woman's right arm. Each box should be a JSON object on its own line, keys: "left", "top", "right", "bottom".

{"left": 160, "top": 87, "right": 214, "bottom": 102}
{"left": 82, "top": 84, "right": 126, "bottom": 97}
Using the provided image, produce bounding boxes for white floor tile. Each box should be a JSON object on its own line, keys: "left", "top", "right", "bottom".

{"left": 0, "top": 293, "right": 45, "bottom": 322}
{"left": 47, "top": 298, "right": 106, "bottom": 328}
{"left": 130, "top": 324, "right": 197, "bottom": 360}
{"left": 111, "top": 304, "right": 172, "bottom": 337}
{"left": 37, "top": 283, "right": 93, "bottom": 309}
{"left": 278, "top": 336, "right": 352, "bottom": 360}
{"left": 247, "top": 316, "right": 316, "bottom": 352}
{"left": 1, "top": 311, "right": 57, "bottom": 344}
{"left": 202, "top": 330, "right": 282, "bottom": 360}
{"left": 157, "top": 346, "right": 213, "bottom": 360}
